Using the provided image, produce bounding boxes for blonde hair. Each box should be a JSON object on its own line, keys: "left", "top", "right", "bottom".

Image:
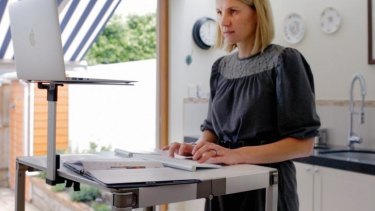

{"left": 215, "top": 0, "right": 275, "bottom": 54}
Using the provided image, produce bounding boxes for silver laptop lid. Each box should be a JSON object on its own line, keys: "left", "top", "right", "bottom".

{"left": 9, "top": 0, "right": 66, "bottom": 81}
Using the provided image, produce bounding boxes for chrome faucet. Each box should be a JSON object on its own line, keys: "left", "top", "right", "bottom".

{"left": 348, "top": 73, "right": 366, "bottom": 149}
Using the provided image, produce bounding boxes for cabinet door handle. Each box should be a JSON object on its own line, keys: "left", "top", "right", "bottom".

{"left": 313, "top": 167, "right": 319, "bottom": 173}
{"left": 305, "top": 166, "right": 319, "bottom": 173}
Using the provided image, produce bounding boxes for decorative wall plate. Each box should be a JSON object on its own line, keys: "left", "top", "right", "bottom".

{"left": 320, "top": 7, "right": 341, "bottom": 34}
{"left": 283, "top": 13, "right": 305, "bottom": 44}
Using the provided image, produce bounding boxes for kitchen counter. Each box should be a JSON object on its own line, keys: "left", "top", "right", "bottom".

{"left": 294, "top": 145, "right": 375, "bottom": 176}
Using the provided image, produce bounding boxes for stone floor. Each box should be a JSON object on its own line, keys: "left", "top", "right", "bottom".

{"left": 0, "top": 188, "right": 41, "bottom": 211}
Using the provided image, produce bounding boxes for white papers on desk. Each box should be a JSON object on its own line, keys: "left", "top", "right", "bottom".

{"left": 72, "top": 158, "right": 163, "bottom": 171}
{"left": 63, "top": 157, "right": 163, "bottom": 179}
{"left": 114, "top": 148, "right": 221, "bottom": 172}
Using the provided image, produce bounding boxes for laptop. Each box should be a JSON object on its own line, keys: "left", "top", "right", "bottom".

{"left": 9, "top": 0, "right": 135, "bottom": 85}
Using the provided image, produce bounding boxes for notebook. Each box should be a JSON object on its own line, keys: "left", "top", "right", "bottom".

{"left": 8, "top": 0, "right": 135, "bottom": 85}
{"left": 64, "top": 158, "right": 200, "bottom": 188}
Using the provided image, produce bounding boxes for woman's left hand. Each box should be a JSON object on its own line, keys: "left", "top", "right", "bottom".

{"left": 192, "top": 142, "right": 240, "bottom": 165}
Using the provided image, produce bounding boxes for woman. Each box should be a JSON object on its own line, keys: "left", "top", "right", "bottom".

{"left": 164, "top": 0, "right": 320, "bottom": 210}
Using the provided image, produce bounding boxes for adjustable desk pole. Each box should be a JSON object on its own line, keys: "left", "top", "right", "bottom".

{"left": 38, "top": 82, "right": 64, "bottom": 185}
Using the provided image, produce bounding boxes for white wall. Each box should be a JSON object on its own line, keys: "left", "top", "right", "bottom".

{"left": 169, "top": 0, "right": 223, "bottom": 143}
{"left": 169, "top": 0, "right": 375, "bottom": 142}
{"left": 271, "top": 0, "right": 375, "bottom": 100}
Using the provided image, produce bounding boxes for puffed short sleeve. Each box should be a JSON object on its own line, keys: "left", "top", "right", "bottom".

{"left": 276, "top": 48, "right": 320, "bottom": 139}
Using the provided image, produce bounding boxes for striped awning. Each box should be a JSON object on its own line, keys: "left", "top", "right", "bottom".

{"left": 0, "top": 0, "right": 121, "bottom": 63}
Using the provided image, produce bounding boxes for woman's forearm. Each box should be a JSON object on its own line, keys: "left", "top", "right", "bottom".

{"left": 235, "top": 137, "right": 314, "bottom": 164}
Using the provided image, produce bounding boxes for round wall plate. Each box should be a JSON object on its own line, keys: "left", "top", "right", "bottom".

{"left": 320, "top": 7, "right": 341, "bottom": 34}
{"left": 283, "top": 13, "right": 305, "bottom": 44}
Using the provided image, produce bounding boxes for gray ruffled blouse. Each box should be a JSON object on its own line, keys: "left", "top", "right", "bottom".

{"left": 200, "top": 44, "right": 321, "bottom": 211}
{"left": 201, "top": 44, "right": 320, "bottom": 146}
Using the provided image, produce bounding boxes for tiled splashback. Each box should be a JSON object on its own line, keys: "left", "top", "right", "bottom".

{"left": 183, "top": 98, "right": 375, "bottom": 150}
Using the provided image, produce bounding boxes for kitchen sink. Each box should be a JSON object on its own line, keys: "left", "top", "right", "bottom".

{"left": 319, "top": 149, "right": 375, "bottom": 163}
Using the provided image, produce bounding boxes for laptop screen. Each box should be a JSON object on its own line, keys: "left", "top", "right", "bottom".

{"left": 9, "top": 0, "right": 66, "bottom": 81}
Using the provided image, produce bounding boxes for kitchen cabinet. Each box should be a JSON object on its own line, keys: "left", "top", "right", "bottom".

{"left": 295, "top": 162, "right": 315, "bottom": 211}
{"left": 295, "top": 162, "right": 375, "bottom": 211}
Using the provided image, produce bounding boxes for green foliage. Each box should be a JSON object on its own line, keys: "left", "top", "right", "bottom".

{"left": 38, "top": 171, "right": 47, "bottom": 179}
{"left": 52, "top": 183, "right": 66, "bottom": 192}
{"left": 92, "top": 202, "right": 111, "bottom": 211}
{"left": 100, "top": 145, "right": 112, "bottom": 152}
{"left": 70, "top": 185, "right": 101, "bottom": 202}
{"left": 88, "top": 142, "right": 99, "bottom": 153}
{"left": 83, "top": 141, "right": 112, "bottom": 153}
{"left": 86, "top": 14, "right": 156, "bottom": 64}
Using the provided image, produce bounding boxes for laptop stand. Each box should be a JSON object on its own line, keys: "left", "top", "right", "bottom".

{"left": 36, "top": 80, "right": 135, "bottom": 185}
{"left": 37, "top": 82, "right": 65, "bottom": 185}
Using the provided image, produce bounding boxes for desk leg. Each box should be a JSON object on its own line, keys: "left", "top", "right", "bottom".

{"left": 112, "top": 192, "right": 135, "bottom": 211}
{"left": 15, "top": 162, "right": 28, "bottom": 211}
{"left": 265, "top": 171, "right": 278, "bottom": 211}
{"left": 112, "top": 192, "right": 156, "bottom": 211}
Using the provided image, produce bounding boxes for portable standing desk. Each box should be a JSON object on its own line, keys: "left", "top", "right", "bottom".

{"left": 16, "top": 155, "right": 278, "bottom": 211}
{"left": 15, "top": 81, "right": 278, "bottom": 211}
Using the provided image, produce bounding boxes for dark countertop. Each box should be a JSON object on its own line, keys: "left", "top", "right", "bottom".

{"left": 295, "top": 145, "right": 375, "bottom": 176}
{"left": 184, "top": 136, "right": 375, "bottom": 176}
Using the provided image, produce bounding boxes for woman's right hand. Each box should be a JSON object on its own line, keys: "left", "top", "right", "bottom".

{"left": 163, "top": 130, "right": 218, "bottom": 157}
{"left": 162, "top": 142, "right": 195, "bottom": 157}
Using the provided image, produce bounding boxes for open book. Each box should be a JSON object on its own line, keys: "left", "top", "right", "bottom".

{"left": 63, "top": 157, "right": 200, "bottom": 188}
{"left": 114, "top": 148, "right": 221, "bottom": 172}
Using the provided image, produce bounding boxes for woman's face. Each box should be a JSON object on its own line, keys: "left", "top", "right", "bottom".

{"left": 216, "top": 0, "right": 257, "bottom": 46}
